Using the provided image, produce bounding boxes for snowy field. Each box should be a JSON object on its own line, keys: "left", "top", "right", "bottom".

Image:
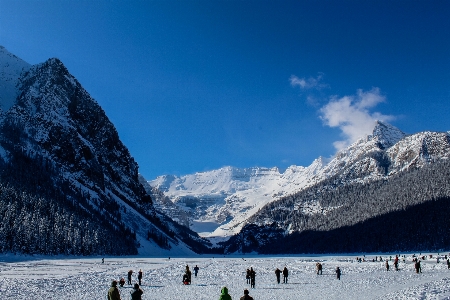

{"left": 1, "top": 254, "right": 450, "bottom": 299}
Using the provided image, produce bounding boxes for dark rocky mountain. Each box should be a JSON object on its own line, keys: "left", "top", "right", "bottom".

{"left": 0, "top": 46, "right": 211, "bottom": 256}
{"left": 221, "top": 128, "right": 450, "bottom": 254}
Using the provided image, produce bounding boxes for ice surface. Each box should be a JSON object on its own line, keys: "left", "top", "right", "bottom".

{"left": 1, "top": 254, "right": 450, "bottom": 299}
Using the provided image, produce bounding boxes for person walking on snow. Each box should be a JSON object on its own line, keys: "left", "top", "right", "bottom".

{"left": 246, "top": 269, "right": 251, "bottom": 284}
{"left": 275, "top": 268, "right": 282, "bottom": 284}
{"left": 130, "top": 283, "right": 143, "bottom": 300}
{"left": 219, "top": 286, "right": 232, "bottom": 300}
{"left": 394, "top": 255, "right": 399, "bottom": 271}
{"left": 194, "top": 265, "right": 199, "bottom": 277}
{"left": 336, "top": 267, "right": 341, "bottom": 280}
{"left": 138, "top": 269, "right": 143, "bottom": 285}
{"left": 127, "top": 270, "right": 133, "bottom": 285}
{"left": 283, "top": 266, "right": 289, "bottom": 283}
{"left": 240, "top": 289, "right": 254, "bottom": 300}
{"left": 250, "top": 267, "right": 256, "bottom": 288}
{"left": 108, "top": 280, "right": 122, "bottom": 300}
{"left": 185, "top": 265, "right": 192, "bottom": 284}
{"left": 316, "top": 263, "right": 323, "bottom": 275}
{"left": 385, "top": 260, "right": 390, "bottom": 271}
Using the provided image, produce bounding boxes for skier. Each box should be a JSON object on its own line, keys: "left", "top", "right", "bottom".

{"left": 250, "top": 267, "right": 256, "bottom": 288}
{"left": 275, "top": 268, "right": 281, "bottom": 284}
{"left": 283, "top": 266, "right": 288, "bottom": 283}
{"left": 336, "top": 267, "right": 341, "bottom": 280}
{"left": 130, "top": 283, "right": 144, "bottom": 300}
{"left": 385, "top": 260, "right": 390, "bottom": 271}
{"left": 219, "top": 286, "right": 232, "bottom": 300}
{"left": 447, "top": 259, "right": 450, "bottom": 269}
{"left": 127, "top": 270, "right": 133, "bottom": 285}
{"left": 194, "top": 265, "right": 199, "bottom": 277}
{"left": 108, "top": 280, "right": 122, "bottom": 300}
{"left": 102, "top": 258, "right": 104, "bottom": 264}
{"left": 138, "top": 269, "right": 143, "bottom": 285}
{"left": 246, "top": 269, "right": 251, "bottom": 284}
{"left": 239, "top": 289, "right": 254, "bottom": 300}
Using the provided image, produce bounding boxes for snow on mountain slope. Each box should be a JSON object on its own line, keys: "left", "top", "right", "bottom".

{"left": 0, "top": 46, "right": 204, "bottom": 255}
{"left": 149, "top": 121, "right": 449, "bottom": 241}
{"left": 149, "top": 159, "right": 328, "bottom": 238}
{"left": 0, "top": 46, "right": 30, "bottom": 113}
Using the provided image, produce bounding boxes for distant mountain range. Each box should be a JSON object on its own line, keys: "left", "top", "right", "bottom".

{"left": 0, "top": 46, "right": 211, "bottom": 256}
{"left": 147, "top": 121, "right": 450, "bottom": 243}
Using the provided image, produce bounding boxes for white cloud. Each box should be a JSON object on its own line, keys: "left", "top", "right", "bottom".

{"left": 319, "top": 87, "right": 395, "bottom": 150}
{"left": 290, "top": 74, "right": 327, "bottom": 90}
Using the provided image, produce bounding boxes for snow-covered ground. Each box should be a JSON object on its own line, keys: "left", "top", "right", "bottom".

{"left": 1, "top": 254, "right": 450, "bottom": 299}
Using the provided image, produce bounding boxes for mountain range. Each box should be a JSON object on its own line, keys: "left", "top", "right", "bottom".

{"left": 1, "top": 45, "right": 449, "bottom": 255}
{"left": 147, "top": 121, "right": 450, "bottom": 245}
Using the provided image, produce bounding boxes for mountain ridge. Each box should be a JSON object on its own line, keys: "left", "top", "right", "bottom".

{"left": 147, "top": 121, "right": 449, "bottom": 242}
{"left": 0, "top": 46, "right": 210, "bottom": 256}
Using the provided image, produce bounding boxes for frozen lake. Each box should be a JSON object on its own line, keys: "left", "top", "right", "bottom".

{"left": 1, "top": 254, "right": 450, "bottom": 299}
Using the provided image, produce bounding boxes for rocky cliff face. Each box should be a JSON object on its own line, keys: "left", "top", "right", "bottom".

{"left": 0, "top": 46, "right": 208, "bottom": 255}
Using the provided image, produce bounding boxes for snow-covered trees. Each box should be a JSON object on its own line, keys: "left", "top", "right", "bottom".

{"left": 0, "top": 182, "right": 137, "bottom": 255}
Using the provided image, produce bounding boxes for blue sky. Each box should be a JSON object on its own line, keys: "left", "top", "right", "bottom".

{"left": 1, "top": 0, "right": 449, "bottom": 180}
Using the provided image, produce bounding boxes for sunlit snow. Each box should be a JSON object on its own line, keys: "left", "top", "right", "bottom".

{"left": 1, "top": 254, "right": 450, "bottom": 299}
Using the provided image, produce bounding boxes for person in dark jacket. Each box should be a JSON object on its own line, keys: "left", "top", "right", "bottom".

{"left": 250, "top": 267, "right": 256, "bottom": 288}
{"left": 336, "top": 267, "right": 341, "bottom": 280}
{"left": 246, "top": 269, "right": 251, "bottom": 284}
{"left": 194, "top": 265, "right": 199, "bottom": 277}
{"left": 283, "top": 267, "right": 288, "bottom": 283}
{"left": 183, "top": 273, "right": 190, "bottom": 285}
{"left": 138, "top": 269, "right": 143, "bottom": 285}
{"left": 385, "top": 260, "right": 390, "bottom": 271}
{"left": 130, "top": 283, "right": 143, "bottom": 300}
{"left": 275, "top": 268, "right": 282, "bottom": 284}
{"left": 108, "top": 280, "right": 122, "bottom": 300}
{"left": 219, "top": 286, "right": 232, "bottom": 300}
{"left": 127, "top": 270, "right": 133, "bottom": 285}
{"left": 239, "top": 289, "right": 254, "bottom": 300}
{"left": 316, "top": 263, "right": 323, "bottom": 275}
{"left": 185, "top": 265, "right": 192, "bottom": 284}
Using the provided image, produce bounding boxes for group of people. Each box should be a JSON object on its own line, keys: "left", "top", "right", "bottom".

{"left": 182, "top": 264, "right": 200, "bottom": 285}
{"left": 245, "top": 267, "right": 256, "bottom": 288}
{"left": 384, "top": 255, "right": 400, "bottom": 271}
{"left": 107, "top": 280, "right": 143, "bottom": 300}
{"left": 107, "top": 269, "right": 144, "bottom": 300}
{"left": 274, "top": 267, "right": 289, "bottom": 284}
{"left": 126, "top": 269, "right": 143, "bottom": 285}
{"left": 219, "top": 287, "right": 254, "bottom": 300}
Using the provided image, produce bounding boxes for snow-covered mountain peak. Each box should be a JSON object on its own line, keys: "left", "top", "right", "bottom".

{"left": 370, "top": 120, "right": 407, "bottom": 149}
{"left": 0, "top": 46, "right": 31, "bottom": 112}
